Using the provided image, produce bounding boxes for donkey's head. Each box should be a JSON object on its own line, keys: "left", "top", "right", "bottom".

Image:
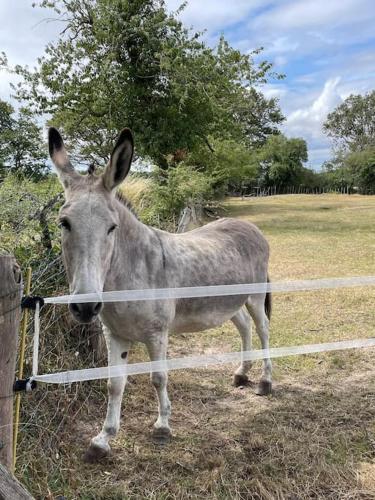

{"left": 49, "top": 127, "right": 133, "bottom": 323}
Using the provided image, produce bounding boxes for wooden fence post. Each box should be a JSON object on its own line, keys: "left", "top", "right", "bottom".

{"left": 0, "top": 463, "right": 33, "bottom": 500}
{"left": 0, "top": 255, "right": 22, "bottom": 470}
{"left": 0, "top": 257, "right": 34, "bottom": 499}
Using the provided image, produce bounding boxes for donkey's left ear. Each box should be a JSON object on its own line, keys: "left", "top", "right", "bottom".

{"left": 103, "top": 128, "right": 134, "bottom": 191}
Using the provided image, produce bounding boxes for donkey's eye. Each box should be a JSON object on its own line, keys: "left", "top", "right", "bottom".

{"left": 108, "top": 224, "right": 117, "bottom": 234}
{"left": 59, "top": 219, "right": 71, "bottom": 231}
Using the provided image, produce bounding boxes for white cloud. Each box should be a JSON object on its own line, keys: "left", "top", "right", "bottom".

{"left": 0, "top": 71, "right": 17, "bottom": 102}
{"left": 307, "top": 146, "right": 332, "bottom": 167}
{"left": 286, "top": 77, "right": 342, "bottom": 140}
{"left": 274, "top": 55, "right": 288, "bottom": 67}
{"left": 165, "top": 0, "right": 262, "bottom": 32}
{"left": 0, "top": 2, "right": 60, "bottom": 101}
{"left": 0, "top": 3, "right": 60, "bottom": 65}
{"left": 264, "top": 36, "right": 299, "bottom": 54}
{"left": 282, "top": 78, "right": 346, "bottom": 167}
{"left": 253, "top": 0, "right": 373, "bottom": 31}
{"left": 261, "top": 84, "right": 288, "bottom": 100}
{"left": 247, "top": 0, "right": 375, "bottom": 63}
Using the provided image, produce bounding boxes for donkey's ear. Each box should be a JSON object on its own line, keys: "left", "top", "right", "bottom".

{"left": 103, "top": 128, "right": 133, "bottom": 191}
{"left": 48, "top": 127, "right": 79, "bottom": 190}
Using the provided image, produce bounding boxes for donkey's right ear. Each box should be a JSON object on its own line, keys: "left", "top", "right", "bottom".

{"left": 102, "top": 128, "right": 134, "bottom": 191}
{"left": 48, "top": 127, "right": 80, "bottom": 189}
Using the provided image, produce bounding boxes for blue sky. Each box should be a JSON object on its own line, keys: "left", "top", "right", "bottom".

{"left": 1, "top": 0, "right": 375, "bottom": 168}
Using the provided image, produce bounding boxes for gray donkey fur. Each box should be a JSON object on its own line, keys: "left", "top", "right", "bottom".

{"left": 48, "top": 127, "right": 272, "bottom": 462}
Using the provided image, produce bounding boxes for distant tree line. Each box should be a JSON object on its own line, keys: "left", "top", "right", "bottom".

{"left": 229, "top": 90, "right": 375, "bottom": 196}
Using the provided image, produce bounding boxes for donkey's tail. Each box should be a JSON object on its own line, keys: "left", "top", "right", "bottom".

{"left": 265, "top": 274, "right": 272, "bottom": 320}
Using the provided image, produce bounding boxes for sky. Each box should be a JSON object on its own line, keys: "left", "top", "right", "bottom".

{"left": 1, "top": 0, "right": 374, "bottom": 169}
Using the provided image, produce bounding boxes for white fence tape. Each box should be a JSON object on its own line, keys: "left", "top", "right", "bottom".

{"left": 32, "top": 301, "right": 40, "bottom": 377}
{"left": 33, "top": 338, "right": 375, "bottom": 385}
{"left": 44, "top": 275, "right": 375, "bottom": 305}
{"left": 32, "top": 275, "right": 375, "bottom": 386}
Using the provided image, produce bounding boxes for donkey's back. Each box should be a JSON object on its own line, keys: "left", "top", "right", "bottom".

{"left": 161, "top": 217, "right": 270, "bottom": 333}
{"left": 165, "top": 217, "right": 269, "bottom": 286}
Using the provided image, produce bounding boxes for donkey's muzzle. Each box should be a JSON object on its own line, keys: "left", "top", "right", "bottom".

{"left": 69, "top": 301, "right": 103, "bottom": 324}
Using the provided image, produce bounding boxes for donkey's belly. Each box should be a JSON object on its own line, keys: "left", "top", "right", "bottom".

{"left": 170, "top": 295, "right": 247, "bottom": 334}
{"left": 101, "top": 295, "right": 247, "bottom": 338}
{"left": 100, "top": 301, "right": 175, "bottom": 341}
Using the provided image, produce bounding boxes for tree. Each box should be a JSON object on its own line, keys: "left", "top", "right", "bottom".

{"left": 183, "top": 137, "right": 258, "bottom": 195}
{"left": 0, "top": 100, "right": 14, "bottom": 175}
{"left": 10, "top": 0, "right": 284, "bottom": 167}
{"left": 344, "top": 148, "right": 375, "bottom": 194}
{"left": 0, "top": 99, "right": 48, "bottom": 179}
{"left": 323, "top": 91, "right": 375, "bottom": 152}
{"left": 257, "top": 135, "right": 308, "bottom": 188}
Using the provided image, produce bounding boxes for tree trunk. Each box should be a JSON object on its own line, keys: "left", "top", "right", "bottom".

{"left": 0, "top": 256, "right": 22, "bottom": 470}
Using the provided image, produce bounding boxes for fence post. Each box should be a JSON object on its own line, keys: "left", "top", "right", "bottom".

{"left": 0, "top": 255, "right": 22, "bottom": 471}
{"left": 177, "top": 206, "right": 192, "bottom": 233}
{"left": 0, "top": 462, "right": 33, "bottom": 500}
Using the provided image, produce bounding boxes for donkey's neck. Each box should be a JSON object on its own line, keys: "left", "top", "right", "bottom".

{"left": 104, "top": 197, "right": 162, "bottom": 291}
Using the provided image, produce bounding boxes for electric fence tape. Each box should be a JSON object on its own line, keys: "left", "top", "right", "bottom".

{"left": 43, "top": 275, "right": 375, "bottom": 305}
{"left": 31, "top": 275, "right": 375, "bottom": 385}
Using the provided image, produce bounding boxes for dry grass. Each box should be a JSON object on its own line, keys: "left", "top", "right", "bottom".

{"left": 17, "top": 194, "right": 375, "bottom": 499}
{"left": 118, "top": 175, "right": 153, "bottom": 215}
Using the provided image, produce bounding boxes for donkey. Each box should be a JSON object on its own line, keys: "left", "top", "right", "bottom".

{"left": 48, "top": 127, "right": 273, "bottom": 462}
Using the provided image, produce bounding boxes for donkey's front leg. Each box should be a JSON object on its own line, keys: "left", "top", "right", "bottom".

{"left": 84, "top": 329, "right": 131, "bottom": 462}
{"left": 146, "top": 334, "right": 172, "bottom": 445}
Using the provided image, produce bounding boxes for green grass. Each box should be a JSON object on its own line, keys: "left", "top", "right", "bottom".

{"left": 18, "top": 194, "right": 375, "bottom": 499}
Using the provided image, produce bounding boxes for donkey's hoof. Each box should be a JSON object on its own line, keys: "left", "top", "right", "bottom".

{"left": 255, "top": 380, "right": 272, "bottom": 396}
{"left": 233, "top": 374, "right": 249, "bottom": 387}
{"left": 83, "top": 443, "right": 110, "bottom": 463}
{"left": 152, "top": 427, "right": 172, "bottom": 445}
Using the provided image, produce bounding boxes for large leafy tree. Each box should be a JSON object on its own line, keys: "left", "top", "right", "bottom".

{"left": 0, "top": 99, "right": 48, "bottom": 179}
{"left": 257, "top": 135, "right": 308, "bottom": 188}
{"left": 343, "top": 148, "right": 375, "bottom": 194}
{"left": 184, "top": 137, "right": 258, "bottom": 194}
{"left": 322, "top": 90, "right": 375, "bottom": 194}
{"left": 323, "top": 91, "right": 375, "bottom": 152}
{"left": 10, "top": 0, "right": 284, "bottom": 167}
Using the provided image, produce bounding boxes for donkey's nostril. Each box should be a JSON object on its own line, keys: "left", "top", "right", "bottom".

{"left": 71, "top": 303, "right": 81, "bottom": 315}
{"left": 69, "top": 301, "right": 102, "bottom": 323}
{"left": 93, "top": 302, "right": 102, "bottom": 314}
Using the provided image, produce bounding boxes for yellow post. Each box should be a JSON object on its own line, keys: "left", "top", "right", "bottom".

{"left": 12, "top": 267, "right": 32, "bottom": 472}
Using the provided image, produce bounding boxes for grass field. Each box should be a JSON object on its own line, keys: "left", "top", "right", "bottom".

{"left": 19, "top": 194, "right": 375, "bottom": 499}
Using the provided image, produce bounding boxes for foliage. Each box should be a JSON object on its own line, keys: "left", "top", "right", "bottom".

{"left": 297, "top": 166, "right": 323, "bottom": 189}
{"left": 141, "top": 163, "right": 213, "bottom": 227}
{"left": 0, "top": 99, "right": 48, "bottom": 179}
{"left": 320, "top": 152, "right": 353, "bottom": 191}
{"left": 323, "top": 91, "right": 375, "bottom": 152}
{"left": 0, "top": 174, "right": 61, "bottom": 259}
{"left": 256, "top": 134, "right": 308, "bottom": 188}
{"left": 184, "top": 137, "right": 258, "bottom": 194}
{"left": 343, "top": 147, "right": 375, "bottom": 194}
{"left": 9, "top": 0, "right": 284, "bottom": 167}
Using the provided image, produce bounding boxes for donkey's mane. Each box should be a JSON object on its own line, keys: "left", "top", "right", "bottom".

{"left": 115, "top": 191, "right": 139, "bottom": 219}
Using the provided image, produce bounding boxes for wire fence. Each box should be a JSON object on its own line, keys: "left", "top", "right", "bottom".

{"left": 233, "top": 185, "right": 358, "bottom": 197}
